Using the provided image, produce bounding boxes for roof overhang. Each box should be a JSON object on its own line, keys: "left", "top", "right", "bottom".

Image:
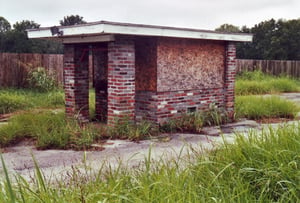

{"left": 27, "top": 21, "right": 253, "bottom": 43}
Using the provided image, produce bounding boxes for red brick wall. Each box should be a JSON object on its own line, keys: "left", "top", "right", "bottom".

{"left": 107, "top": 37, "right": 136, "bottom": 125}
{"left": 64, "top": 44, "right": 89, "bottom": 122}
{"left": 135, "top": 38, "right": 236, "bottom": 124}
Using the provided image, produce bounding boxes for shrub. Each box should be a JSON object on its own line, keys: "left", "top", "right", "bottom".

{"left": 27, "top": 67, "right": 58, "bottom": 92}
{"left": 235, "top": 95, "right": 299, "bottom": 120}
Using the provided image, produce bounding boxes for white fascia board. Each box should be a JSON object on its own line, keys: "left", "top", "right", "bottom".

{"left": 27, "top": 22, "right": 252, "bottom": 42}
{"left": 27, "top": 24, "right": 105, "bottom": 38}
{"left": 102, "top": 24, "right": 252, "bottom": 42}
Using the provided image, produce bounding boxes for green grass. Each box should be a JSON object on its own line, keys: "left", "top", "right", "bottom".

{"left": 235, "top": 95, "right": 299, "bottom": 120}
{"left": 0, "top": 110, "right": 155, "bottom": 148}
{"left": 0, "top": 110, "right": 99, "bottom": 149}
{"left": 0, "top": 88, "right": 65, "bottom": 114}
{"left": 1, "top": 123, "right": 300, "bottom": 202}
{"left": 236, "top": 71, "right": 300, "bottom": 95}
{"left": 160, "top": 104, "right": 228, "bottom": 133}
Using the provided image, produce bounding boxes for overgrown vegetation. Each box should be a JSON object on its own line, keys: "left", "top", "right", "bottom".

{"left": 109, "top": 118, "right": 155, "bottom": 140}
{"left": 0, "top": 88, "right": 64, "bottom": 114}
{"left": 1, "top": 123, "right": 300, "bottom": 202}
{"left": 235, "top": 70, "right": 300, "bottom": 95}
{"left": 235, "top": 95, "right": 299, "bottom": 120}
{"left": 160, "top": 104, "right": 228, "bottom": 133}
{"left": 27, "top": 67, "right": 58, "bottom": 92}
{"left": 0, "top": 111, "right": 156, "bottom": 148}
{"left": 0, "top": 111, "right": 99, "bottom": 150}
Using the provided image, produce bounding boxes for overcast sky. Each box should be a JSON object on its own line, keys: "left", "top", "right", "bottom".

{"left": 1, "top": 0, "right": 299, "bottom": 30}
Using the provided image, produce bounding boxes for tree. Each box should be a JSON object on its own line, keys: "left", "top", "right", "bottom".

{"left": 237, "top": 18, "right": 300, "bottom": 60}
{"left": 0, "top": 16, "right": 11, "bottom": 33}
{"left": 59, "top": 15, "right": 87, "bottom": 26}
{"left": 215, "top": 24, "right": 240, "bottom": 33}
{"left": 13, "top": 20, "right": 40, "bottom": 32}
{"left": 0, "top": 19, "right": 62, "bottom": 53}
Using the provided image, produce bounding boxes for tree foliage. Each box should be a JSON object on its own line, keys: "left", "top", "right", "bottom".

{"left": 215, "top": 24, "right": 240, "bottom": 33}
{"left": 0, "top": 17, "right": 62, "bottom": 53}
{"left": 216, "top": 19, "right": 300, "bottom": 60}
{"left": 59, "top": 15, "right": 87, "bottom": 26}
{"left": 0, "top": 16, "right": 11, "bottom": 33}
{"left": 239, "top": 19, "right": 300, "bottom": 60}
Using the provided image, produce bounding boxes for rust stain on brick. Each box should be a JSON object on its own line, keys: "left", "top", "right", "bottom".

{"left": 157, "top": 38, "right": 225, "bottom": 92}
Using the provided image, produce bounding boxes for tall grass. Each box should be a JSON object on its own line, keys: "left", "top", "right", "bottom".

{"left": 235, "top": 95, "right": 299, "bottom": 120}
{"left": 0, "top": 88, "right": 65, "bottom": 114}
{"left": 0, "top": 111, "right": 98, "bottom": 149}
{"left": 236, "top": 71, "right": 300, "bottom": 95}
{"left": 0, "top": 110, "right": 156, "bottom": 148}
{"left": 1, "top": 123, "right": 299, "bottom": 202}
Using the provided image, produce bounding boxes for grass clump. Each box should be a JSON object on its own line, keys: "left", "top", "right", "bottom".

{"left": 109, "top": 117, "right": 155, "bottom": 140}
{"left": 235, "top": 95, "right": 299, "bottom": 120}
{"left": 0, "top": 92, "right": 29, "bottom": 114}
{"left": 160, "top": 104, "right": 228, "bottom": 133}
{"left": 236, "top": 70, "right": 299, "bottom": 95}
{"left": 0, "top": 111, "right": 98, "bottom": 150}
{"left": 1, "top": 123, "right": 300, "bottom": 202}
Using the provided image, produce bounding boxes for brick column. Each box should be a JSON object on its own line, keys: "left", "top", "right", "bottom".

{"left": 93, "top": 44, "right": 108, "bottom": 121}
{"left": 64, "top": 44, "right": 89, "bottom": 122}
{"left": 107, "top": 38, "right": 135, "bottom": 125}
{"left": 224, "top": 42, "right": 236, "bottom": 120}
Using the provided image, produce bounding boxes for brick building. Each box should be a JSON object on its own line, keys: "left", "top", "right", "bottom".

{"left": 27, "top": 21, "right": 252, "bottom": 125}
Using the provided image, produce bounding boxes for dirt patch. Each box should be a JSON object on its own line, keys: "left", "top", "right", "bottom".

{"left": 257, "top": 117, "right": 299, "bottom": 124}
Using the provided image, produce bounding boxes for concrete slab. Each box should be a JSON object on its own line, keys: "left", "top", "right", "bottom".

{"left": 1, "top": 119, "right": 298, "bottom": 182}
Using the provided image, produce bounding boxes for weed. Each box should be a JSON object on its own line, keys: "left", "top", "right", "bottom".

{"left": 1, "top": 123, "right": 300, "bottom": 202}
{"left": 235, "top": 95, "right": 299, "bottom": 120}
{"left": 0, "top": 88, "right": 65, "bottom": 114}
{"left": 160, "top": 105, "right": 228, "bottom": 133}
{"left": 236, "top": 70, "right": 299, "bottom": 95}
{"left": 27, "top": 67, "right": 58, "bottom": 92}
{"left": 203, "top": 103, "right": 228, "bottom": 126}
{"left": 109, "top": 117, "right": 154, "bottom": 140}
{"left": 0, "top": 91, "right": 30, "bottom": 114}
{"left": 0, "top": 111, "right": 99, "bottom": 150}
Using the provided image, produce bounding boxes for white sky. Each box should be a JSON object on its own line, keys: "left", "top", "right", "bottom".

{"left": 1, "top": 0, "right": 299, "bottom": 30}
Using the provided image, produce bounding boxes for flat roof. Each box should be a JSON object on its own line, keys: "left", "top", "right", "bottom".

{"left": 27, "top": 21, "right": 252, "bottom": 42}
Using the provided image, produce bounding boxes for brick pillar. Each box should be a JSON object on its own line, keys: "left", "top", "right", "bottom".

{"left": 107, "top": 38, "right": 135, "bottom": 125}
{"left": 224, "top": 42, "right": 236, "bottom": 120}
{"left": 64, "top": 44, "right": 89, "bottom": 122}
{"left": 93, "top": 44, "right": 108, "bottom": 121}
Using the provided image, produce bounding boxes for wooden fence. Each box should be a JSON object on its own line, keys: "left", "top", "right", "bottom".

{"left": 237, "top": 59, "right": 300, "bottom": 78}
{"left": 2, "top": 53, "right": 300, "bottom": 88}
{"left": 0, "top": 53, "right": 63, "bottom": 87}
{"left": 0, "top": 53, "right": 94, "bottom": 88}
